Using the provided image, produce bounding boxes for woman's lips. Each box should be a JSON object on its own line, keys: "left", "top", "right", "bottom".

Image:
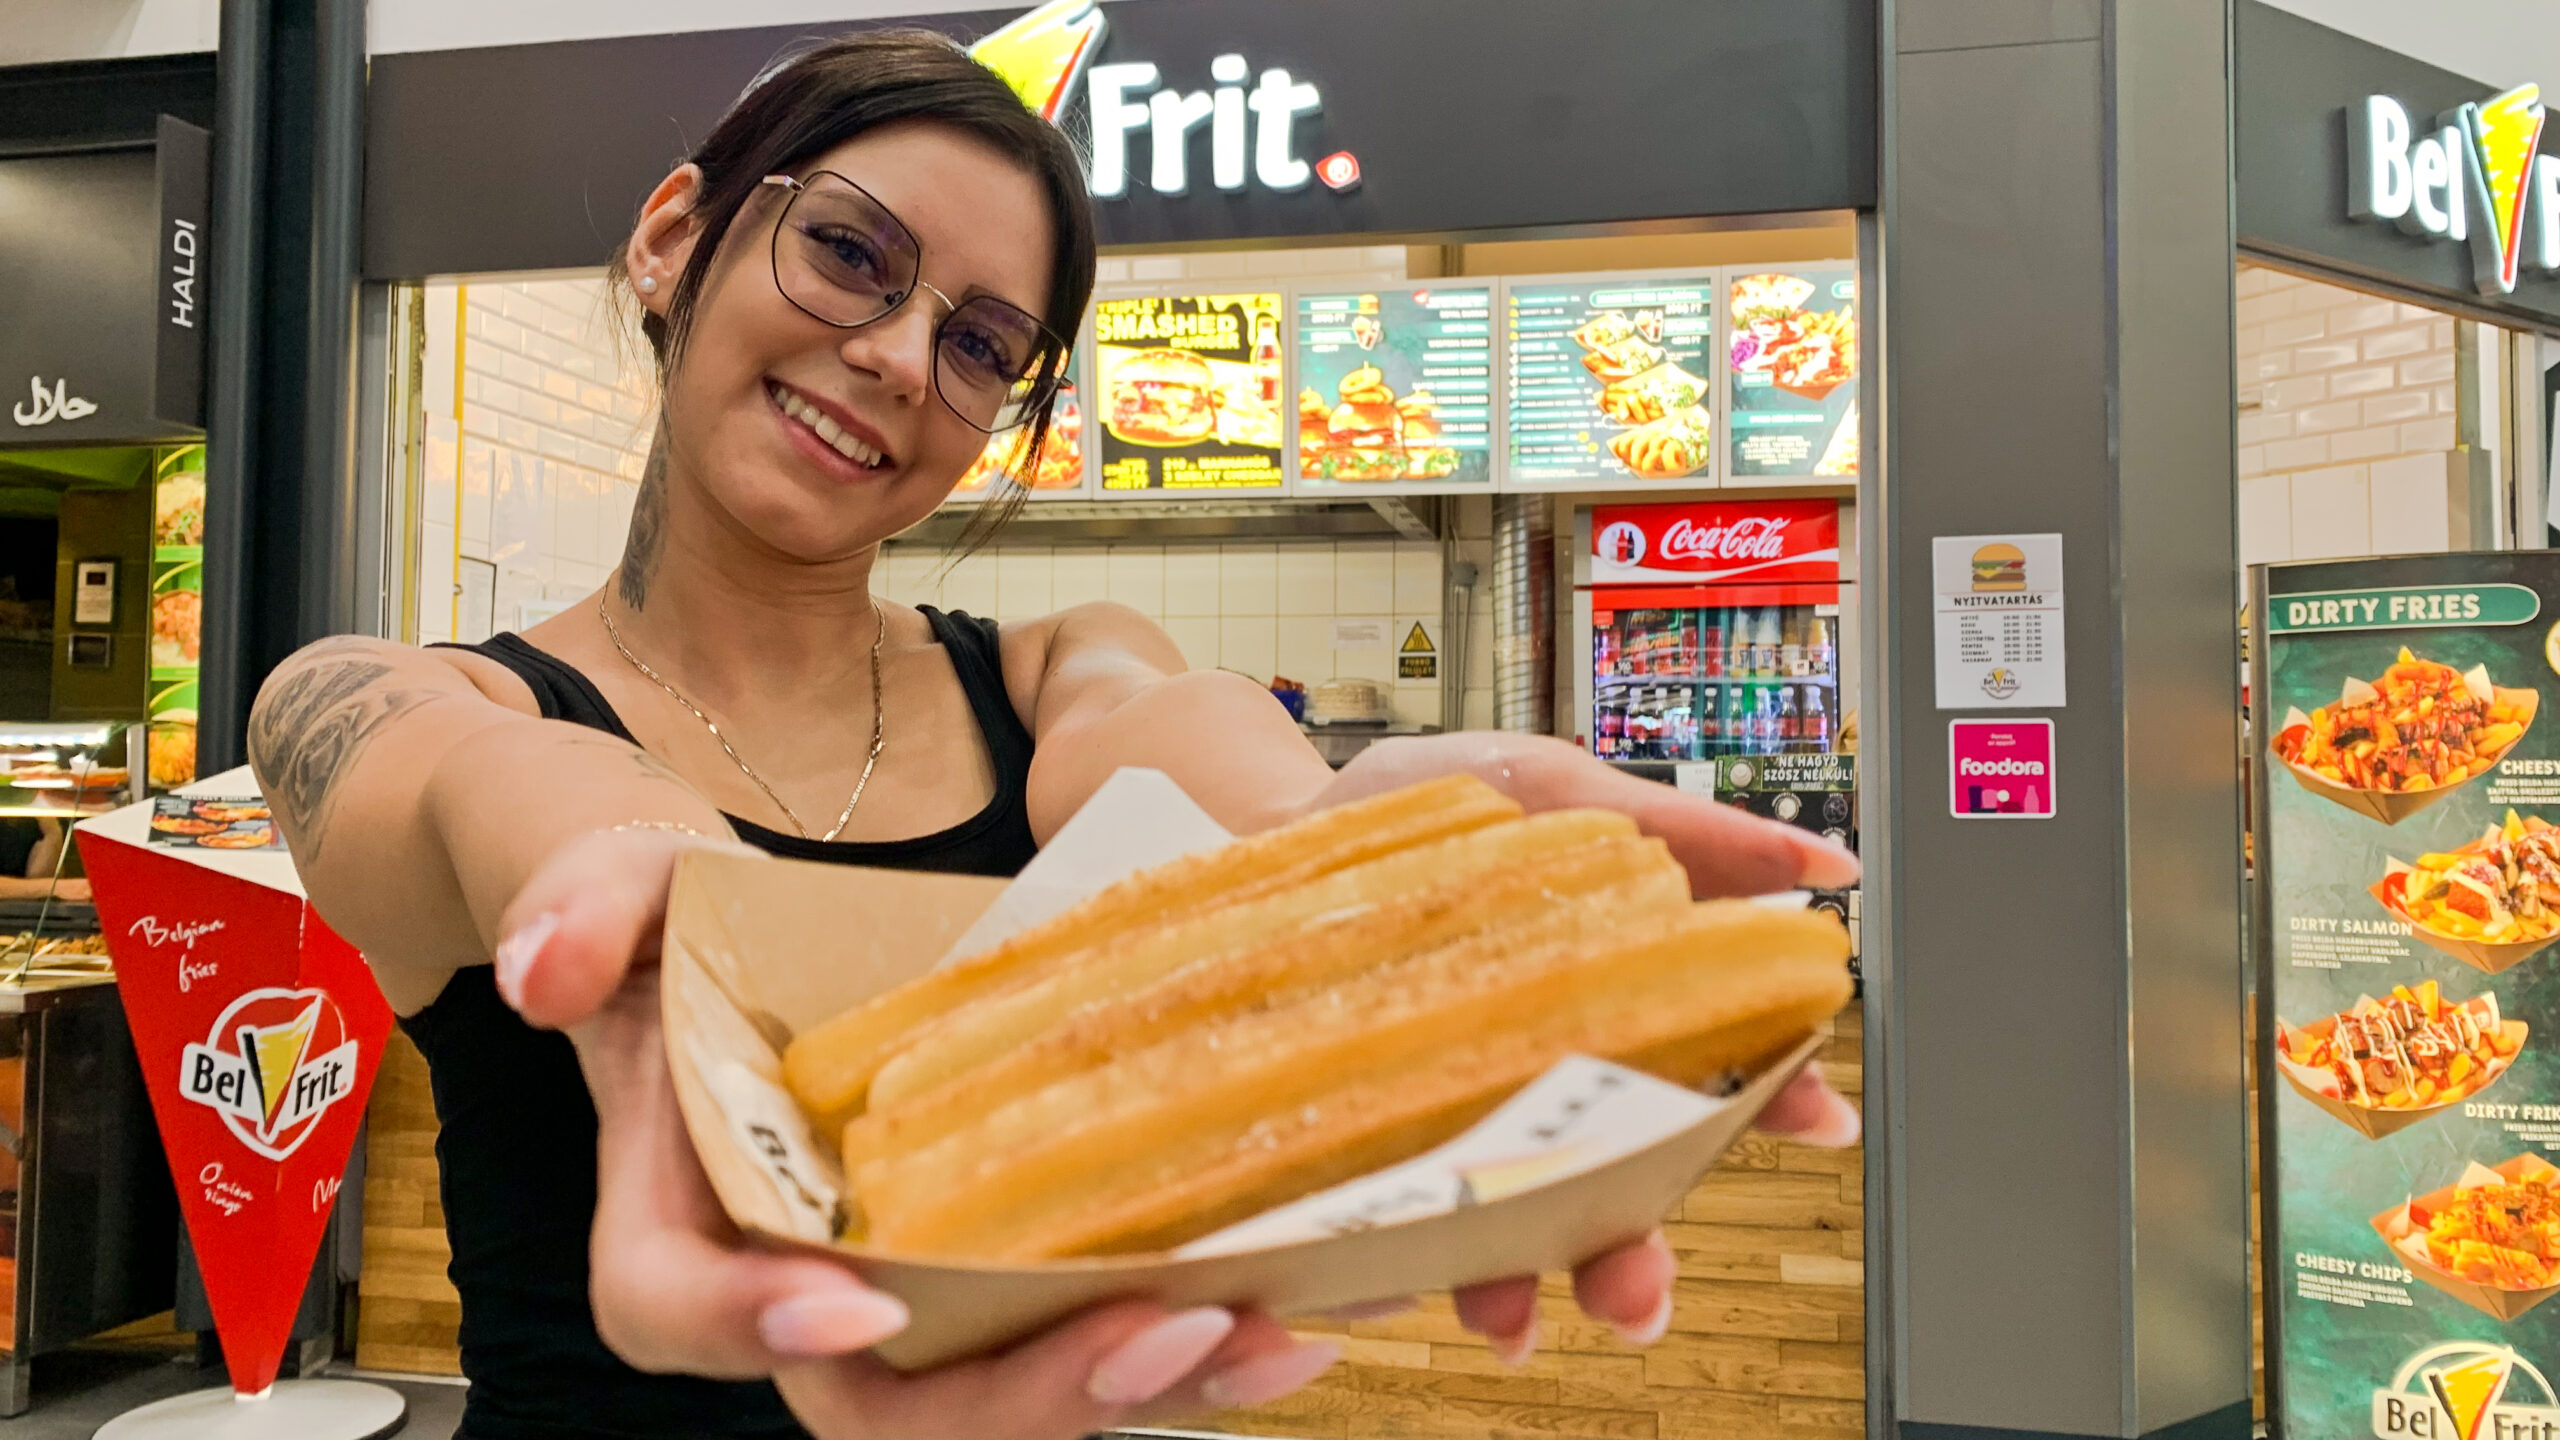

{"left": 767, "top": 381, "right": 891, "bottom": 473}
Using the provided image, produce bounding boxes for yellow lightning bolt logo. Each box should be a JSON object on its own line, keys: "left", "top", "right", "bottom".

{"left": 245, "top": 999, "right": 321, "bottom": 1134}
{"left": 2460, "top": 83, "right": 2547, "bottom": 292}
{"left": 2430, "top": 1349, "right": 2515, "bottom": 1440}
{"left": 968, "top": 0, "right": 1107, "bottom": 124}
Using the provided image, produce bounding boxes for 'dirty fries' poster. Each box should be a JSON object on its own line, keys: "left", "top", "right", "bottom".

{"left": 2257, "top": 553, "right": 2560, "bottom": 1438}
{"left": 1093, "top": 292, "right": 1285, "bottom": 492}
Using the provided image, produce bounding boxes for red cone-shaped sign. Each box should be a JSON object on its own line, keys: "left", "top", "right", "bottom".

{"left": 79, "top": 775, "right": 391, "bottom": 1397}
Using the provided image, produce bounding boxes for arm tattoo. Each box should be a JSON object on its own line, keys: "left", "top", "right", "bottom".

{"left": 617, "top": 429, "right": 670, "bottom": 611}
{"left": 247, "top": 659, "right": 433, "bottom": 864}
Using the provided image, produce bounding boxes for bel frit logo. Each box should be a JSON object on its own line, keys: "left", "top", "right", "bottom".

{"left": 2373, "top": 1342, "right": 2560, "bottom": 1440}
{"left": 177, "top": 988, "right": 360, "bottom": 1162}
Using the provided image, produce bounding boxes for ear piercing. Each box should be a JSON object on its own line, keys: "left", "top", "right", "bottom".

{"left": 638, "top": 276, "right": 659, "bottom": 294}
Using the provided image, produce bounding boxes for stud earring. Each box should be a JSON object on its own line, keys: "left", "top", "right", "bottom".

{"left": 638, "top": 276, "right": 659, "bottom": 294}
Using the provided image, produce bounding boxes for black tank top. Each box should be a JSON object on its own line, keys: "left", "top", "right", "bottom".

{"left": 407, "top": 607, "right": 1038, "bottom": 1440}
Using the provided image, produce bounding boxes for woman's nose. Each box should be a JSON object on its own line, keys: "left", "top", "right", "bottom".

{"left": 842, "top": 300, "right": 938, "bottom": 401}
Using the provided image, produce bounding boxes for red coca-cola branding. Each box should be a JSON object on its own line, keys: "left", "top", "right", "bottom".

{"left": 1592, "top": 500, "right": 1839, "bottom": 584}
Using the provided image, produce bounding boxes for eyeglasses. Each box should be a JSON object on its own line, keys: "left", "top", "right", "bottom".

{"left": 760, "top": 171, "right": 1066, "bottom": 434}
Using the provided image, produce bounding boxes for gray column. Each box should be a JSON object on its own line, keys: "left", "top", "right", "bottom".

{"left": 1865, "top": 3, "right": 2250, "bottom": 1438}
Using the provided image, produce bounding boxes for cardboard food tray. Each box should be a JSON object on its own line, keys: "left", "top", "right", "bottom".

{"left": 2374, "top": 1154, "right": 2560, "bottom": 1322}
{"left": 2278, "top": 687, "right": 2539, "bottom": 825}
{"left": 2370, "top": 870, "right": 2559, "bottom": 975}
{"left": 658, "top": 846, "right": 1817, "bottom": 1371}
{"left": 2273, "top": 1012, "right": 2527, "bottom": 1138}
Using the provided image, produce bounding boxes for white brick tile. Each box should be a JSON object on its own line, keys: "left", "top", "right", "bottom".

{"left": 603, "top": 483, "right": 636, "bottom": 558}
{"left": 2360, "top": 324, "right": 2434, "bottom": 361}
{"left": 2264, "top": 374, "right": 2327, "bottom": 409}
{"left": 578, "top": 440, "right": 620, "bottom": 473}
{"left": 562, "top": 353, "right": 601, "bottom": 383}
{"left": 498, "top": 351, "right": 540, "bottom": 391}
{"left": 2394, "top": 302, "right": 2435, "bottom": 321}
{"left": 2263, "top": 314, "right": 2326, "bottom": 347}
{"left": 1160, "top": 615, "right": 1218, "bottom": 670}
{"left": 2289, "top": 464, "right": 2371, "bottom": 560}
{"left": 1129, "top": 256, "right": 1184, "bottom": 281}
{"left": 1049, "top": 549, "right": 1109, "bottom": 610}
{"left": 2236, "top": 324, "right": 2267, "bottom": 353}
{"left": 2369, "top": 452, "right": 2451, "bottom": 553}
{"left": 2323, "top": 363, "right": 2396, "bottom": 399}
{"left": 2236, "top": 291, "right": 2294, "bottom": 327}
{"left": 1394, "top": 543, "right": 1443, "bottom": 613}
{"left": 1333, "top": 646, "right": 1396, "bottom": 685}
{"left": 994, "top": 547, "right": 1054, "bottom": 618}
{"left": 2431, "top": 383, "right": 2458, "bottom": 414}
{"left": 1275, "top": 546, "right": 1335, "bottom": 617}
{"left": 2328, "top": 300, "right": 2397, "bottom": 335}
{"left": 2400, "top": 417, "right": 2457, "bottom": 451}
{"left": 2238, "top": 474, "right": 2291, "bottom": 567}
{"left": 1163, "top": 546, "right": 1221, "bottom": 617}
{"left": 537, "top": 429, "right": 581, "bottom": 463}
{"left": 1275, "top": 616, "right": 1332, "bottom": 684}
{"left": 2238, "top": 445, "right": 2267, "bottom": 477}
{"left": 2242, "top": 351, "right": 2294, "bottom": 382}
{"left": 2430, "top": 319, "right": 2455, "bottom": 346}
{"left": 460, "top": 442, "right": 494, "bottom": 548}
{"left": 1335, "top": 543, "right": 1396, "bottom": 613}
{"left": 2236, "top": 266, "right": 2274, "bottom": 297}
{"left": 2296, "top": 400, "right": 2365, "bottom": 434}
{"left": 2361, "top": 390, "right": 2433, "bottom": 425}
{"left": 1390, "top": 682, "right": 1438, "bottom": 728}
{"left": 2265, "top": 435, "right": 2331, "bottom": 471}
{"left": 1218, "top": 544, "right": 1277, "bottom": 615}
{"left": 2328, "top": 425, "right": 2401, "bottom": 462}
{"left": 2291, "top": 340, "right": 2360, "bottom": 371}
{"left": 542, "top": 370, "right": 580, "bottom": 403}
{"left": 1462, "top": 689, "right": 1495, "bottom": 731}
{"left": 2236, "top": 412, "right": 2291, "bottom": 446}
{"left": 1218, "top": 615, "right": 1277, "bottom": 680}
{"left": 1106, "top": 546, "right": 1164, "bottom": 615}
{"left": 1095, "top": 258, "right": 1131, "bottom": 283}
{"left": 937, "top": 555, "right": 999, "bottom": 616}
{"left": 2400, "top": 353, "right": 2457, "bottom": 385}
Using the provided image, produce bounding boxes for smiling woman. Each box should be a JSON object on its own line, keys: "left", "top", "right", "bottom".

{"left": 246, "top": 26, "right": 1858, "bottom": 1440}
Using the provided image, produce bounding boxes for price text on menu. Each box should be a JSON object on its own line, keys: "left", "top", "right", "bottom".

{"left": 1505, "top": 277, "right": 1717, "bottom": 486}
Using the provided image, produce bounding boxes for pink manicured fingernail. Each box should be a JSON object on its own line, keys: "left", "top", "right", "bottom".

{"left": 1798, "top": 1088, "right": 1862, "bottom": 1148}
{"left": 1202, "top": 1339, "right": 1343, "bottom": 1409}
{"left": 1613, "top": 1292, "right": 1673, "bottom": 1347}
{"left": 1796, "top": 834, "right": 1861, "bottom": 890}
{"left": 1088, "top": 1307, "right": 1236, "bottom": 1406}
{"left": 757, "top": 1287, "right": 909, "bottom": 1357}
{"left": 1490, "top": 1326, "right": 1537, "bottom": 1367}
{"left": 491, "top": 912, "right": 559, "bottom": 1009}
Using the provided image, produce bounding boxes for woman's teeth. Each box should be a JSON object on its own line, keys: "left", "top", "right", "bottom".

{"left": 770, "top": 383, "right": 883, "bottom": 467}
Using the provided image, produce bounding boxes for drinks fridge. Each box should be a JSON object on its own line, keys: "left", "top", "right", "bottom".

{"left": 1581, "top": 499, "right": 1847, "bottom": 765}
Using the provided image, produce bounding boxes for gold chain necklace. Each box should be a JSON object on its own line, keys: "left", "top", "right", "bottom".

{"left": 597, "top": 596, "right": 885, "bottom": 842}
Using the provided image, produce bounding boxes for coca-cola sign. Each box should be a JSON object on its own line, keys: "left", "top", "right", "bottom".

{"left": 1592, "top": 500, "right": 1839, "bottom": 584}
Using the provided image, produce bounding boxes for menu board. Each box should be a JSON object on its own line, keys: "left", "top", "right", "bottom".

{"left": 149, "top": 445, "right": 203, "bottom": 789}
{"left": 1294, "top": 287, "right": 1493, "bottom": 489}
{"left": 952, "top": 373, "right": 1088, "bottom": 501}
{"left": 1505, "top": 275, "right": 1716, "bottom": 488}
{"left": 1728, "top": 265, "right": 1858, "bottom": 480}
{"left": 1093, "top": 293, "right": 1286, "bottom": 492}
{"left": 2256, "top": 552, "right": 2560, "bottom": 1438}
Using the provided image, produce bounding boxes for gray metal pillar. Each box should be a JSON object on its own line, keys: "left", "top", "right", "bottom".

{"left": 1491, "top": 494, "right": 1554, "bottom": 733}
{"left": 1866, "top": 3, "right": 2250, "bottom": 1438}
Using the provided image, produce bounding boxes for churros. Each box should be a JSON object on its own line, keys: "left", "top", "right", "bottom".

{"left": 856, "top": 899, "right": 1849, "bottom": 1258}
{"left": 780, "top": 774, "right": 1518, "bottom": 1127}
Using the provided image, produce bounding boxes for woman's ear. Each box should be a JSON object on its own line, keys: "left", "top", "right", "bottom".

{"left": 626, "top": 164, "right": 706, "bottom": 318}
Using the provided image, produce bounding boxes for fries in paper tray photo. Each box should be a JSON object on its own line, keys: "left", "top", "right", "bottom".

{"left": 2274, "top": 981, "right": 2524, "bottom": 1138}
{"left": 2376, "top": 1155, "right": 2560, "bottom": 1321}
{"left": 659, "top": 771, "right": 1851, "bottom": 1368}
{"left": 2272, "top": 649, "right": 2537, "bottom": 824}
{"left": 2374, "top": 810, "right": 2560, "bottom": 974}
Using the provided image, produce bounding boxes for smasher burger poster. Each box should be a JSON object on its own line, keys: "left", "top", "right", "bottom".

{"left": 2256, "top": 552, "right": 2560, "bottom": 1438}
{"left": 1294, "top": 288, "right": 1493, "bottom": 488}
{"left": 1094, "top": 293, "right": 1285, "bottom": 491}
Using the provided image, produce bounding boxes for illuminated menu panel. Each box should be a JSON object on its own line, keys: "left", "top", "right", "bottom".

{"left": 1505, "top": 275, "right": 1717, "bottom": 488}
{"left": 951, "top": 360, "right": 1090, "bottom": 503}
{"left": 1093, "top": 292, "right": 1286, "bottom": 492}
{"left": 1293, "top": 286, "right": 1494, "bottom": 489}
{"left": 1727, "top": 265, "right": 1857, "bottom": 480}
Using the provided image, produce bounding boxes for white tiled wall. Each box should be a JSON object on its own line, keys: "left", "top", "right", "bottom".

{"left": 415, "top": 277, "right": 654, "bottom": 644}
{"left": 878, "top": 537, "right": 1452, "bottom": 727}
{"left": 2236, "top": 264, "right": 2464, "bottom": 575}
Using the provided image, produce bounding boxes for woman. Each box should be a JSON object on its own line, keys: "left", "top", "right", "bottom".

{"left": 248, "top": 31, "right": 1860, "bottom": 1440}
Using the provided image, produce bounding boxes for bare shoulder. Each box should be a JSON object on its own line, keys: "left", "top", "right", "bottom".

{"left": 994, "top": 602, "right": 1187, "bottom": 734}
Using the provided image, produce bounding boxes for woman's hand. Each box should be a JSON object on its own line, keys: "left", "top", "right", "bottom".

{"left": 495, "top": 828, "right": 1334, "bottom": 1439}
{"left": 1308, "top": 731, "right": 1864, "bottom": 1364}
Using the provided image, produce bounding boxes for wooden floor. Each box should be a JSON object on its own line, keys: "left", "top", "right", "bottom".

{"left": 356, "top": 1013, "right": 1870, "bottom": 1438}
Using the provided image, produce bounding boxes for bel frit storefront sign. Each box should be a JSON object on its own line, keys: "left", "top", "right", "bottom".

{"left": 2349, "top": 82, "right": 2557, "bottom": 297}
{"left": 76, "top": 773, "right": 391, "bottom": 1398}
{"left": 2252, "top": 551, "right": 2560, "bottom": 1439}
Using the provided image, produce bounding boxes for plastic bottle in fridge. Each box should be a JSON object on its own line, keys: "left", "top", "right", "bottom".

{"left": 1781, "top": 609, "right": 1807, "bottom": 677}
{"left": 1751, "top": 609, "right": 1780, "bottom": 677}
{"left": 1700, "top": 682, "right": 1721, "bottom": 749}
{"left": 1727, "top": 607, "right": 1756, "bottom": 680}
{"left": 1808, "top": 614, "right": 1836, "bottom": 679}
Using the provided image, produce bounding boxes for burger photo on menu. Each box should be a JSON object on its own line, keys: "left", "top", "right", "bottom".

{"left": 656, "top": 773, "right": 1850, "bottom": 1368}
{"left": 1093, "top": 293, "right": 1286, "bottom": 491}
{"left": 1294, "top": 288, "right": 1493, "bottom": 487}
{"left": 2375, "top": 1155, "right": 2560, "bottom": 1321}
{"left": 2270, "top": 648, "right": 2537, "bottom": 824}
{"left": 2274, "top": 981, "right": 2525, "bottom": 1138}
{"left": 2374, "top": 810, "right": 2560, "bottom": 973}
{"left": 1106, "top": 349, "right": 1218, "bottom": 445}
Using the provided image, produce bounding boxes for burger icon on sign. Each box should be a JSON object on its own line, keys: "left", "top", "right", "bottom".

{"left": 1971, "top": 543, "right": 2026, "bottom": 593}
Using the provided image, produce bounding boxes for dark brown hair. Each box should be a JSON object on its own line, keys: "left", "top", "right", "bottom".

{"left": 610, "top": 28, "right": 1097, "bottom": 536}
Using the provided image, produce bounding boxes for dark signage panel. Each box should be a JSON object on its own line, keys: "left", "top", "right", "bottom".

{"left": 363, "top": 0, "right": 1877, "bottom": 279}
{"left": 154, "top": 116, "right": 210, "bottom": 432}
{"left": 2238, "top": 1, "right": 2560, "bottom": 331}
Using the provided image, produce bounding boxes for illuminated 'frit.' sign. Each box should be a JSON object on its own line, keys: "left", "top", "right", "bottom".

{"left": 2349, "top": 84, "right": 2559, "bottom": 296}
{"left": 970, "top": 0, "right": 1349, "bottom": 201}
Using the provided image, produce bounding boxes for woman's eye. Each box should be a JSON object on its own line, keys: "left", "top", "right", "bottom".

{"left": 806, "top": 224, "right": 884, "bottom": 279}
{"left": 945, "top": 324, "right": 1020, "bottom": 379}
